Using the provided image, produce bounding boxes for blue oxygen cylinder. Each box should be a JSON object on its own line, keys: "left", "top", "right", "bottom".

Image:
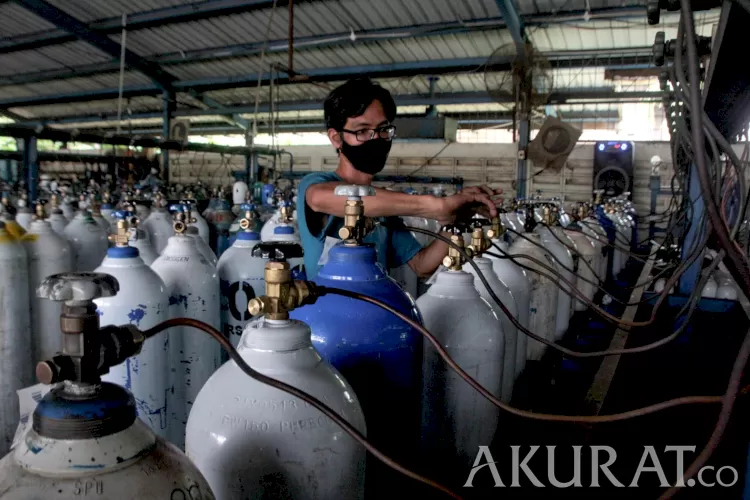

{"left": 289, "top": 185, "right": 422, "bottom": 497}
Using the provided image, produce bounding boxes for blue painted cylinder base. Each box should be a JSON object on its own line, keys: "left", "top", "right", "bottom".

{"left": 290, "top": 244, "right": 423, "bottom": 498}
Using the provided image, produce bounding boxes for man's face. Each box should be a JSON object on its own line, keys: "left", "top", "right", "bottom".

{"left": 328, "top": 99, "right": 389, "bottom": 148}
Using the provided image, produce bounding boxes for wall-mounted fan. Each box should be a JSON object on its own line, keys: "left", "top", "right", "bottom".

{"left": 527, "top": 116, "right": 582, "bottom": 171}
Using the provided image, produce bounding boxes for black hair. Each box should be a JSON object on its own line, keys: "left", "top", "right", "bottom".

{"left": 324, "top": 77, "right": 397, "bottom": 131}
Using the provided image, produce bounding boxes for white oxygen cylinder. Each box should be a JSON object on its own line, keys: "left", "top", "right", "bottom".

{"left": 128, "top": 227, "right": 159, "bottom": 266}
{"left": 486, "top": 235, "right": 531, "bottom": 379}
{"left": 60, "top": 199, "right": 75, "bottom": 221}
{"left": 417, "top": 266, "right": 503, "bottom": 480}
{"left": 0, "top": 222, "right": 32, "bottom": 457}
{"left": 141, "top": 196, "right": 174, "bottom": 254}
{"left": 260, "top": 209, "right": 282, "bottom": 241}
{"left": 232, "top": 180, "right": 249, "bottom": 206}
{"left": 15, "top": 207, "right": 32, "bottom": 231}
{"left": 564, "top": 228, "right": 599, "bottom": 311}
{"left": 536, "top": 225, "right": 574, "bottom": 339}
{"left": 152, "top": 217, "right": 221, "bottom": 450}
{"left": 581, "top": 216, "right": 609, "bottom": 281}
{"left": 190, "top": 210, "right": 211, "bottom": 245}
{"left": 508, "top": 233, "right": 559, "bottom": 361}
{"left": 24, "top": 217, "right": 73, "bottom": 362}
{"left": 186, "top": 317, "right": 367, "bottom": 499}
{"left": 187, "top": 226, "right": 218, "bottom": 266}
{"left": 47, "top": 210, "right": 68, "bottom": 237}
{"left": 95, "top": 226, "right": 170, "bottom": 439}
{"left": 463, "top": 256, "right": 518, "bottom": 402}
{"left": 63, "top": 210, "right": 108, "bottom": 272}
{"left": 701, "top": 277, "right": 718, "bottom": 298}
{"left": 717, "top": 276, "right": 739, "bottom": 300}
{"left": 217, "top": 206, "right": 265, "bottom": 345}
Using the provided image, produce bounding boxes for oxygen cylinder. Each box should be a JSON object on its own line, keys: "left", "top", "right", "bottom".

{"left": 535, "top": 214, "right": 574, "bottom": 339}
{"left": 0, "top": 212, "right": 26, "bottom": 240}
{"left": 417, "top": 231, "right": 503, "bottom": 485}
{"left": 151, "top": 207, "right": 221, "bottom": 449}
{"left": 46, "top": 194, "right": 69, "bottom": 236}
{"left": 24, "top": 207, "right": 74, "bottom": 363}
{"left": 15, "top": 206, "right": 32, "bottom": 231}
{"left": 261, "top": 202, "right": 298, "bottom": 242}
{"left": 60, "top": 198, "right": 75, "bottom": 221}
{"left": 232, "top": 180, "right": 248, "bottom": 206}
{"left": 289, "top": 185, "right": 421, "bottom": 497}
{"left": 0, "top": 273, "right": 214, "bottom": 500}
{"left": 701, "top": 277, "right": 718, "bottom": 298}
{"left": 90, "top": 203, "right": 110, "bottom": 232}
{"left": 508, "top": 232, "right": 559, "bottom": 361}
{"left": 485, "top": 223, "right": 531, "bottom": 379}
{"left": 141, "top": 194, "right": 173, "bottom": 254}
{"left": 564, "top": 227, "right": 599, "bottom": 311}
{"left": 217, "top": 204, "right": 265, "bottom": 346}
{"left": 717, "top": 277, "right": 739, "bottom": 300}
{"left": 128, "top": 227, "right": 159, "bottom": 266}
{"left": 134, "top": 191, "right": 151, "bottom": 222}
{"left": 187, "top": 262, "right": 367, "bottom": 500}
{"left": 63, "top": 210, "right": 108, "bottom": 272}
{"left": 0, "top": 222, "right": 32, "bottom": 456}
{"left": 100, "top": 192, "right": 115, "bottom": 226}
{"left": 181, "top": 203, "right": 218, "bottom": 266}
{"left": 210, "top": 199, "right": 233, "bottom": 256}
{"left": 191, "top": 209, "right": 211, "bottom": 245}
{"left": 463, "top": 255, "right": 517, "bottom": 402}
{"left": 95, "top": 213, "right": 170, "bottom": 438}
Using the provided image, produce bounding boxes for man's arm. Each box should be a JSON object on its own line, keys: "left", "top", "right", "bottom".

{"left": 306, "top": 182, "right": 498, "bottom": 222}
{"left": 408, "top": 237, "right": 450, "bottom": 278}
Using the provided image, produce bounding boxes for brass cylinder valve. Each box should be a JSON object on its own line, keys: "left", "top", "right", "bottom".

{"left": 239, "top": 203, "right": 256, "bottom": 231}
{"left": 108, "top": 210, "right": 137, "bottom": 247}
{"left": 169, "top": 204, "right": 195, "bottom": 234}
{"left": 279, "top": 201, "right": 293, "bottom": 224}
{"left": 34, "top": 202, "right": 45, "bottom": 221}
{"left": 487, "top": 216, "right": 504, "bottom": 240}
{"left": 248, "top": 261, "right": 314, "bottom": 320}
{"left": 542, "top": 205, "right": 554, "bottom": 226}
{"left": 466, "top": 222, "right": 489, "bottom": 255}
{"left": 441, "top": 226, "right": 473, "bottom": 271}
{"left": 334, "top": 185, "right": 376, "bottom": 244}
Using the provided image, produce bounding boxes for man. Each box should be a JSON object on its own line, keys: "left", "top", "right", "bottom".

{"left": 298, "top": 77, "right": 503, "bottom": 279}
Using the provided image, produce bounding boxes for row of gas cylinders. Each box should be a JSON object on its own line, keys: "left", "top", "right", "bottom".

{"left": 653, "top": 270, "right": 741, "bottom": 300}
{"left": 0, "top": 200, "right": 303, "bottom": 445}
{"left": 0, "top": 205, "right": 621, "bottom": 499}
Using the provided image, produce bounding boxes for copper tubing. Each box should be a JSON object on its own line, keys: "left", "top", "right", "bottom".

{"left": 318, "top": 286, "right": 722, "bottom": 424}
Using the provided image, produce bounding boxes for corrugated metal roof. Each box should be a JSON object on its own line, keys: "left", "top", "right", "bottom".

{"left": 0, "top": 42, "right": 111, "bottom": 77}
{"left": 0, "top": 72, "right": 153, "bottom": 100}
{"left": 0, "top": 2, "right": 56, "bottom": 36}
{"left": 43, "top": 0, "right": 188, "bottom": 23}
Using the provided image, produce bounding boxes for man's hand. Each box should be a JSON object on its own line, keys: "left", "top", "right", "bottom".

{"left": 431, "top": 185, "right": 503, "bottom": 225}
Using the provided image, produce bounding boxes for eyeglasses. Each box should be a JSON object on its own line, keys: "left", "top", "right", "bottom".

{"left": 341, "top": 125, "right": 397, "bottom": 142}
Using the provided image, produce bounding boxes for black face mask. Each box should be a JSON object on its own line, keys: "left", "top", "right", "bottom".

{"left": 340, "top": 137, "right": 392, "bottom": 175}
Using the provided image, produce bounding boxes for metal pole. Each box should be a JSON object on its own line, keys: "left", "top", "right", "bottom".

{"left": 22, "top": 136, "right": 38, "bottom": 202}
{"left": 162, "top": 90, "right": 174, "bottom": 186}
{"left": 426, "top": 76, "right": 439, "bottom": 117}
{"left": 516, "top": 117, "right": 530, "bottom": 198}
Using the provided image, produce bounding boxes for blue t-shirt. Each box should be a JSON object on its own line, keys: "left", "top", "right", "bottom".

{"left": 298, "top": 172, "right": 424, "bottom": 279}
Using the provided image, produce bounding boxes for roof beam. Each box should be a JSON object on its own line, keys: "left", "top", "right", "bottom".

{"left": 0, "top": 7, "right": 649, "bottom": 87}
{"left": 12, "top": 0, "right": 176, "bottom": 89}
{"left": 495, "top": 0, "right": 526, "bottom": 49}
{"left": 23, "top": 89, "right": 661, "bottom": 127}
{"left": 0, "top": 0, "right": 289, "bottom": 54}
{"left": 0, "top": 53, "right": 656, "bottom": 109}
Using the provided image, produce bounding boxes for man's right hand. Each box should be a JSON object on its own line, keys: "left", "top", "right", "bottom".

{"left": 432, "top": 189, "right": 498, "bottom": 225}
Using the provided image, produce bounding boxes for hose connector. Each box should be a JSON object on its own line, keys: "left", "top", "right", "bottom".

{"left": 247, "top": 261, "right": 318, "bottom": 320}
{"left": 441, "top": 225, "right": 473, "bottom": 271}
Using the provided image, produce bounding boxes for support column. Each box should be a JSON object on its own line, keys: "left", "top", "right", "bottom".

{"left": 517, "top": 117, "right": 530, "bottom": 198}
{"left": 22, "top": 136, "right": 38, "bottom": 203}
{"left": 426, "top": 76, "right": 439, "bottom": 117}
{"left": 162, "top": 90, "right": 175, "bottom": 186}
